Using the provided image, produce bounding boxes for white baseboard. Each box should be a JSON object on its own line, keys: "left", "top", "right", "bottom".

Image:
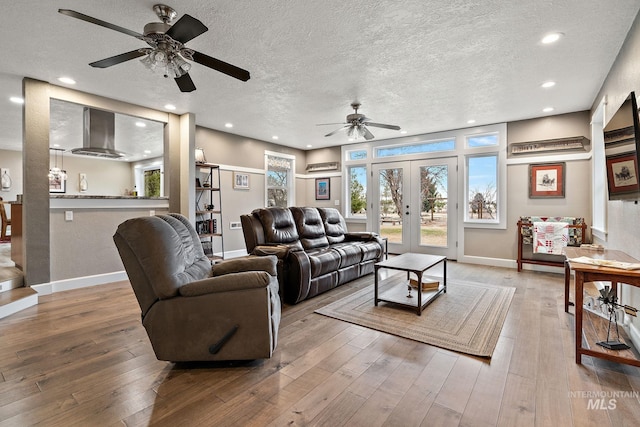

{"left": 458, "top": 255, "right": 516, "bottom": 269}
{"left": 0, "top": 292, "right": 38, "bottom": 319}
{"left": 224, "top": 249, "right": 249, "bottom": 259}
{"left": 31, "top": 271, "right": 128, "bottom": 295}
{"left": 458, "top": 255, "right": 565, "bottom": 274}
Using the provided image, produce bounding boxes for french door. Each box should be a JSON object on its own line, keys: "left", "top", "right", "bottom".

{"left": 372, "top": 157, "right": 457, "bottom": 259}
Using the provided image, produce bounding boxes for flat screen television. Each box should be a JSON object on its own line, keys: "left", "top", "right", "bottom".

{"left": 603, "top": 91, "right": 640, "bottom": 200}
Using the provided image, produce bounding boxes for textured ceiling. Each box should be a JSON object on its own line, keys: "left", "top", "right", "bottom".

{"left": 1, "top": 0, "right": 639, "bottom": 157}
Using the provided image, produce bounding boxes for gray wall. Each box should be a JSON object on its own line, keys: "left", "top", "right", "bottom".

{"left": 590, "top": 11, "right": 640, "bottom": 336}
{"left": 195, "top": 126, "right": 308, "bottom": 253}
{"left": 464, "top": 111, "right": 592, "bottom": 260}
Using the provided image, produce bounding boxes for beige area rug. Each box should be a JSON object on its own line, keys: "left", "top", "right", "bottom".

{"left": 315, "top": 277, "right": 515, "bottom": 358}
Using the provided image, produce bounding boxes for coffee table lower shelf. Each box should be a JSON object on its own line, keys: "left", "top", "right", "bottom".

{"left": 377, "top": 283, "right": 445, "bottom": 313}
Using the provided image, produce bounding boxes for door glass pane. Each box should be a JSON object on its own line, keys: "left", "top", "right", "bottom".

{"left": 419, "top": 165, "right": 448, "bottom": 247}
{"left": 379, "top": 168, "right": 403, "bottom": 244}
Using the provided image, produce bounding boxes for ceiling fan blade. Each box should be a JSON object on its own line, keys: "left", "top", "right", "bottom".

{"left": 89, "top": 50, "right": 146, "bottom": 68}
{"left": 316, "top": 122, "right": 347, "bottom": 126}
{"left": 58, "top": 9, "right": 144, "bottom": 39}
{"left": 191, "top": 51, "right": 250, "bottom": 81}
{"left": 325, "top": 126, "right": 350, "bottom": 137}
{"left": 365, "top": 122, "right": 401, "bottom": 131}
{"left": 363, "top": 126, "right": 375, "bottom": 140}
{"left": 166, "top": 14, "right": 208, "bottom": 44}
{"left": 175, "top": 73, "right": 196, "bottom": 92}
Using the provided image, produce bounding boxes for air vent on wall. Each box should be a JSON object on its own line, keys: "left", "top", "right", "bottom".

{"left": 306, "top": 162, "right": 340, "bottom": 172}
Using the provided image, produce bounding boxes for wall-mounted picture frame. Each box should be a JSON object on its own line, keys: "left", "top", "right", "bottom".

{"left": 315, "top": 177, "right": 330, "bottom": 200}
{"left": 233, "top": 172, "right": 250, "bottom": 190}
{"left": 606, "top": 152, "right": 639, "bottom": 197}
{"left": 529, "top": 162, "right": 565, "bottom": 198}
{"left": 49, "top": 171, "right": 67, "bottom": 193}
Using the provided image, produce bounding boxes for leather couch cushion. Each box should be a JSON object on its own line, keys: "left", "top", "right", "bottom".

{"left": 356, "top": 241, "right": 384, "bottom": 262}
{"left": 331, "top": 242, "right": 363, "bottom": 267}
{"left": 255, "top": 207, "right": 303, "bottom": 250}
{"left": 290, "top": 207, "right": 329, "bottom": 250}
{"left": 318, "top": 208, "right": 348, "bottom": 244}
{"left": 306, "top": 247, "right": 341, "bottom": 278}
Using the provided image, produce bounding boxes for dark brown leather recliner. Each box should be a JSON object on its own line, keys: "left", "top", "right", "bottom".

{"left": 113, "top": 213, "right": 281, "bottom": 362}
{"left": 241, "top": 207, "right": 383, "bottom": 305}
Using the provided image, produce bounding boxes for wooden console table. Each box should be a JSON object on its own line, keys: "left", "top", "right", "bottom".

{"left": 564, "top": 247, "right": 640, "bottom": 366}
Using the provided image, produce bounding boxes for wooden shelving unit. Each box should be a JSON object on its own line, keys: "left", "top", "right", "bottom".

{"left": 195, "top": 163, "right": 224, "bottom": 263}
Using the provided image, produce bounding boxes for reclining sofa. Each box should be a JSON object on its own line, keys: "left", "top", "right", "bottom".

{"left": 241, "top": 207, "right": 384, "bottom": 304}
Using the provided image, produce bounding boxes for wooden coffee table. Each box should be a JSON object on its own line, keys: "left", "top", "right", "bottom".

{"left": 374, "top": 253, "right": 447, "bottom": 315}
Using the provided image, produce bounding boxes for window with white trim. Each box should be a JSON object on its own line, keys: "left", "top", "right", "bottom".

{"left": 347, "top": 165, "right": 367, "bottom": 217}
{"left": 265, "top": 152, "right": 295, "bottom": 207}
{"left": 466, "top": 154, "right": 498, "bottom": 223}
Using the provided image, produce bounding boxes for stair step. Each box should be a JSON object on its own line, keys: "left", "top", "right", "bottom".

{"left": 0, "top": 267, "right": 24, "bottom": 291}
{"left": 0, "top": 287, "right": 38, "bottom": 320}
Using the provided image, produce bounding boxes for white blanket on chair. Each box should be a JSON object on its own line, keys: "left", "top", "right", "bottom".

{"left": 533, "top": 221, "right": 569, "bottom": 254}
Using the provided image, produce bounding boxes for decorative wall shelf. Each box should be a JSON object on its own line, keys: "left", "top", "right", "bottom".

{"left": 509, "top": 136, "right": 590, "bottom": 156}
{"left": 306, "top": 161, "right": 339, "bottom": 172}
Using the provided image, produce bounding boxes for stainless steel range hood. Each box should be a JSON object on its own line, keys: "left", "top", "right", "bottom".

{"left": 71, "top": 108, "right": 125, "bottom": 159}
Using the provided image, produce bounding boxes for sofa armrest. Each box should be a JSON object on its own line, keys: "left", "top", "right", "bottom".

{"left": 212, "top": 255, "right": 277, "bottom": 277}
{"left": 179, "top": 271, "right": 274, "bottom": 297}
{"left": 345, "top": 232, "right": 379, "bottom": 241}
{"left": 252, "top": 244, "right": 300, "bottom": 260}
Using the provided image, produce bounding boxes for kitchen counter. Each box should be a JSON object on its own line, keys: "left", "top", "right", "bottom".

{"left": 49, "top": 195, "right": 169, "bottom": 209}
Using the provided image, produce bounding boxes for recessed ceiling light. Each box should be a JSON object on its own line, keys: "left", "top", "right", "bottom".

{"left": 541, "top": 81, "right": 556, "bottom": 88}
{"left": 348, "top": 138, "right": 355, "bottom": 142}
{"left": 57, "top": 77, "right": 76, "bottom": 85}
{"left": 541, "top": 32, "right": 563, "bottom": 44}
{"left": 135, "top": 122, "right": 146, "bottom": 128}
{"left": 164, "top": 104, "right": 176, "bottom": 111}
{"left": 306, "top": 144, "right": 312, "bottom": 148}
{"left": 543, "top": 107, "right": 555, "bottom": 113}
{"left": 53, "top": 144, "right": 60, "bottom": 147}
{"left": 144, "top": 150, "right": 151, "bottom": 154}
{"left": 9, "top": 96, "right": 24, "bottom": 104}
{"left": 272, "top": 136, "right": 279, "bottom": 140}
{"left": 400, "top": 130, "right": 408, "bottom": 134}
{"left": 467, "top": 119, "right": 476, "bottom": 124}
{"left": 225, "top": 123, "right": 233, "bottom": 128}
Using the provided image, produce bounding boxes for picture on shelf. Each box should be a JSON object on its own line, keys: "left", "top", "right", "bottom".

{"left": 606, "top": 152, "right": 639, "bottom": 196}
{"left": 315, "top": 177, "right": 330, "bottom": 200}
{"left": 528, "top": 162, "right": 565, "bottom": 198}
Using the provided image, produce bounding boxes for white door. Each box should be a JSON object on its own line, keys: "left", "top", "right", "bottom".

{"left": 373, "top": 158, "right": 457, "bottom": 259}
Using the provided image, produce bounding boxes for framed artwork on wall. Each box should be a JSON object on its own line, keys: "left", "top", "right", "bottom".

{"left": 315, "top": 177, "right": 330, "bottom": 200}
{"left": 49, "top": 171, "right": 67, "bottom": 193}
{"left": 233, "top": 172, "right": 250, "bottom": 190}
{"left": 529, "top": 162, "right": 565, "bottom": 198}
{"left": 606, "top": 152, "right": 639, "bottom": 197}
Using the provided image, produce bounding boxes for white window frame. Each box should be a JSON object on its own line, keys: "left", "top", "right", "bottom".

{"left": 342, "top": 124, "right": 507, "bottom": 230}
{"left": 464, "top": 153, "right": 500, "bottom": 225}
{"left": 265, "top": 150, "right": 295, "bottom": 207}
{"left": 591, "top": 98, "right": 608, "bottom": 242}
{"left": 346, "top": 164, "right": 368, "bottom": 218}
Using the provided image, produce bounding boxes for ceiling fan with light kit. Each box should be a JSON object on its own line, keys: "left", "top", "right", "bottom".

{"left": 59, "top": 4, "right": 250, "bottom": 92}
{"left": 318, "top": 102, "right": 401, "bottom": 140}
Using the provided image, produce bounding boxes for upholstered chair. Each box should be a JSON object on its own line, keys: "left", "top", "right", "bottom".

{"left": 113, "top": 213, "right": 280, "bottom": 362}
{"left": 0, "top": 197, "right": 10, "bottom": 241}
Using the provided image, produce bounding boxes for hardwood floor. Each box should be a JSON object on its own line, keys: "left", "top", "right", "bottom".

{"left": 0, "top": 262, "right": 639, "bottom": 426}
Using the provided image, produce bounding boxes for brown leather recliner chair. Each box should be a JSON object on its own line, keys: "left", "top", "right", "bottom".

{"left": 113, "top": 213, "right": 280, "bottom": 362}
